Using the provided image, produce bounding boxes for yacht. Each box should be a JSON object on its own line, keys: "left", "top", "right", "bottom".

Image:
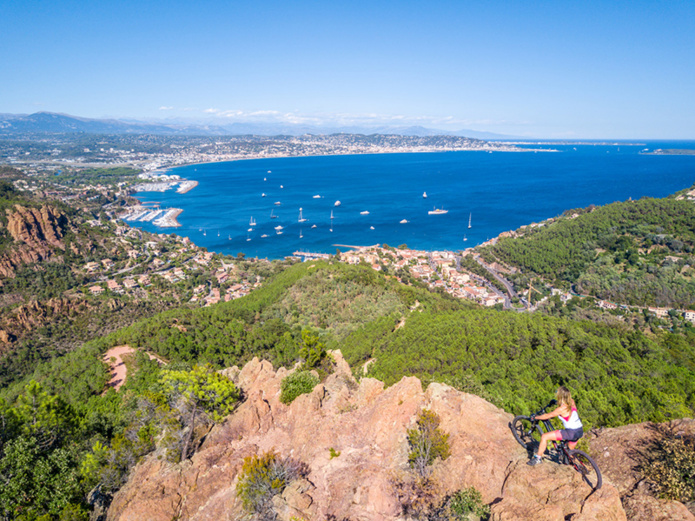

{"left": 298, "top": 208, "right": 307, "bottom": 223}
{"left": 360, "top": 211, "right": 370, "bottom": 215}
{"left": 423, "top": 192, "right": 427, "bottom": 198}
{"left": 311, "top": 224, "right": 317, "bottom": 229}
{"left": 274, "top": 201, "right": 281, "bottom": 205}
{"left": 270, "top": 209, "right": 278, "bottom": 219}
{"left": 334, "top": 200, "right": 341, "bottom": 207}
{"left": 330, "top": 210, "right": 334, "bottom": 220}
{"left": 262, "top": 193, "right": 266, "bottom": 197}
{"left": 261, "top": 234, "right": 269, "bottom": 238}
{"left": 370, "top": 226, "right": 375, "bottom": 230}
{"left": 468, "top": 213, "right": 472, "bottom": 229}
{"left": 274, "top": 225, "right": 284, "bottom": 231}
{"left": 313, "top": 195, "right": 321, "bottom": 199}
{"left": 400, "top": 219, "right": 409, "bottom": 224}
{"left": 250, "top": 217, "right": 256, "bottom": 226}
{"left": 428, "top": 208, "right": 448, "bottom": 215}
{"left": 247, "top": 228, "right": 253, "bottom": 232}
{"left": 463, "top": 235, "right": 468, "bottom": 242}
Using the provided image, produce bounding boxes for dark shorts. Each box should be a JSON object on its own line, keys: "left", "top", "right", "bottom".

{"left": 559, "top": 427, "right": 583, "bottom": 442}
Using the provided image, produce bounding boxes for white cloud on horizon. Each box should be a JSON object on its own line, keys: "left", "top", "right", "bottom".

{"left": 191, "top": 108, "right": 523, "bottom": 131}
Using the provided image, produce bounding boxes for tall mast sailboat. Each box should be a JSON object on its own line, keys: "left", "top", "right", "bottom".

{"left": 298, "top": 208, "right": 307, "bottom": 223}
{"left": 468, "top": 213, "right": 472, "bottom": 229}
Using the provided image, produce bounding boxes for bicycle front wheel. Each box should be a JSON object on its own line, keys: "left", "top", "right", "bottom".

{"left": 568, "top": 449, "right": 602, "bottom": 490}
{"left": 511, "top": 415, "right": 543, "bottom": 451}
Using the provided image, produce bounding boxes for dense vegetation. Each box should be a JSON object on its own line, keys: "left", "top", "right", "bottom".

{"left": 483, "top": 196, "right": 695, "bottom": 307}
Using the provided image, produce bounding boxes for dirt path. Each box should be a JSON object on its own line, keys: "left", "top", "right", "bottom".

{"left": 103, "top": 345, "right": 166, "bottom": 392}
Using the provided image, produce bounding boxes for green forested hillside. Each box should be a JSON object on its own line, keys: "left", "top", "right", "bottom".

{"left": 483, "top": 196, "right": 695, "bottom": 307}
{"left": 0, "top": 238, "right": 694, "bottom": 519}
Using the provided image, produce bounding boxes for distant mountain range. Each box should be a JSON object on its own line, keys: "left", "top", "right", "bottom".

{"left": 0, "top": 112, "right": 518, "bottom": 140}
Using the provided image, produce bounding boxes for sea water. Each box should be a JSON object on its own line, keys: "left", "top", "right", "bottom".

{"left": 133, "top": 142, "right": 695, "bottom": 259}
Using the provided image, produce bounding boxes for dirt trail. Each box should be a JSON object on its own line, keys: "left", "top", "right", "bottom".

{"left": 103, "top": 345, "right": 166, "bottom": 392}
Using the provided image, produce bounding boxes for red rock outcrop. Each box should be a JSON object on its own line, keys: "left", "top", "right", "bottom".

{"left": 588, "top": 421, "right": 695, "bottom": 521}
{"left": 107, "top": 353, "right": 627, "bottom": 521}
{"left": 0, "top": 204, "right": 68, "bottom": 277}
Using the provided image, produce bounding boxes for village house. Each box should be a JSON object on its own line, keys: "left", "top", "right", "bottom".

{"left": 101, "top": 259, "right": 114, "bottom": 269}
{"left": 89, "top": 285, "right": 104, "bottom": 296}
{"left": 84, "top": 261, "right": 100, "bottom": 273}
{"left": 122, "top": 278, "right": 138, "bottom": 290}
{"left": 597, "top": 300, "right": 618, "bottom": 310}
{"left": 106, "top": 280, "right": 122, "bottom": 293}
{"left": 683, "top": 310, "right": 695, "bottom": 324}
{"left": 648, "top": 307, "right": 669, "bottom": 319}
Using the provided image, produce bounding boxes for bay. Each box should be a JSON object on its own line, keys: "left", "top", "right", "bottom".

{"left": 132, "top": 141, "right": 695, "bottom": 259}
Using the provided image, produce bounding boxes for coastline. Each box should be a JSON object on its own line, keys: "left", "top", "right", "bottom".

{"left": 153, "top": 208, "right": 183, "bottom": 228}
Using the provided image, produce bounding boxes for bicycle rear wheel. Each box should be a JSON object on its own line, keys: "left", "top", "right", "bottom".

{"left": 568, "top": 449, "right": 602, "bottom": 490}
{"left": 511, "top": 415, "right": 543, "bottom": 451}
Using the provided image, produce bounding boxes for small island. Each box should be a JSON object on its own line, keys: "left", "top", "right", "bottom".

{"left": 642, "top": 148, "right": 695, "bottom": 155}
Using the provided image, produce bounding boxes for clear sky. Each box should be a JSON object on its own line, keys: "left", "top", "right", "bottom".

{"left": 1, "top": 0, "right": 694, "bottom": 138}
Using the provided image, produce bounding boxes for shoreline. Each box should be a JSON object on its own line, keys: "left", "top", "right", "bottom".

{"left": 150, "top": 145, "right": 559, "bottom": 173}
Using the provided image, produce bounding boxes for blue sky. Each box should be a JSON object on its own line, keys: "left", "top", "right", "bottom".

{"left": 1, "top": 0, "right": 694, "bottom": 138}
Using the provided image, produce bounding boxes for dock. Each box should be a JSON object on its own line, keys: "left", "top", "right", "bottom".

{"left": 293, "top": 251, "right": 331, "bottom": 260}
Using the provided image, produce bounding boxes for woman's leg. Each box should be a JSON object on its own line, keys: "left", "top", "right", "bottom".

{"left": 536, "top": 430, "right": 562, "bottom": 458}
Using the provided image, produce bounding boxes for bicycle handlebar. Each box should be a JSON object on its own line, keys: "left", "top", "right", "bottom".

{"left": 532, "top": 399, "right": 558, "bottom": 417}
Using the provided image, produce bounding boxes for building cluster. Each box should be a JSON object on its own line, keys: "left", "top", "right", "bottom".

{"left": 80, "top": 228, "right": 260, "bottom": 306}
{"left": 338, "top": 246, "right": 506, "bottom": 307}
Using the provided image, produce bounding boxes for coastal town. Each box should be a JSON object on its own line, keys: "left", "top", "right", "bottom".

{"left": 78, "top": 214, "right": 695, "bottom": 329}
{"left": 0, "top": 132, "right": 522, "bottom": 175}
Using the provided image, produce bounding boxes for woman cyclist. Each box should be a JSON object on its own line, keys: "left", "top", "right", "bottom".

{"left": 527, "top": 386, "right": 583, "bottom": 466}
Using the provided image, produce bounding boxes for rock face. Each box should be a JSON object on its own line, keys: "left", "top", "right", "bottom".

{"left": 588, "top": 421, "right": 695, "bottom": 521}
{"left": 0, "top": 204, "right": 68, "bottom": 277}
{"left": 107, "top": 352, "right": 627, "bottom": 521}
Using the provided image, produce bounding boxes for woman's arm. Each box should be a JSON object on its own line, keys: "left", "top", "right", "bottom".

{"left": 535, "top": 406, "right": 566, "bottom": 421}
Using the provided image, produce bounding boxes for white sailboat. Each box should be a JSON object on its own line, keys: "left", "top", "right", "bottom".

{"left": 468, "top": 213, "right": 472, "bottom": 229}
{"left": 299, "top": 229, "right": 303, "bottom": 238}
{"left": 298, "top": 208, "right": 307, "bottom": 223}
{"left": 423, "top": 191, "right": 427, "bottom": 198}
{"left": 463, "top": 234, "right": 468, "bottom": 242}
{"left": 270, "top": 209, "right": 278, "bottom": 219}
{"left": 250, "top": 216, "right": 256, "bottom": 227}
{"left": 330, "top": 210, "right": 334, "bottom": 220}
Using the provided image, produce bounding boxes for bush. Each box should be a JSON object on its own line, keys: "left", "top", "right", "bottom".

{"left": 407, "top": 409, "right": 450, "bottom": 478}
{"left": 280, "top": 371, "right": 319, "bottom": 405}
{"left": 447, "top": 487, "right": 491, "bottom": 519}
{"left": 640, "top": 423, "right": 695, "bottom": 502}
{"left": 236, "top": 451, "right": 307, "bottom": 520}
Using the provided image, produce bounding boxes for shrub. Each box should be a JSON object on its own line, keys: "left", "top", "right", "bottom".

{"left": 236, "top": 451, "right": 307, "bottom": 520}
{"left": 447, "top": 487, "right": 491, "bottom": 519}
{"left": 407, "top": 409, "right": 450, "bottom": 478}
{"left": 279, "top": 371, "right": 319, "bottom": 405}
{"left": 640, "top": 423, "right": 695, "bottom": 502}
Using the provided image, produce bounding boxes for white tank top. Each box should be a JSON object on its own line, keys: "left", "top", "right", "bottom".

{"left": 559, "top": 407, "right": 583, "bottom": 429}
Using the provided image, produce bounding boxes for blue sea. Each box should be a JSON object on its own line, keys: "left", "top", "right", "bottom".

{"left": 132, "top": 141, "right": 695, "bottom": 259}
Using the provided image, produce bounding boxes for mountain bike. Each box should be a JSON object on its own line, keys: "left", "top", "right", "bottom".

{"left": 510, "top": 400, "right": 602, "bottom": 490}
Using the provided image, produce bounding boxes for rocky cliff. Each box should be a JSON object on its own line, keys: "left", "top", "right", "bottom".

{"left": 105, "top": 353, "right": 645, "bottom": 521}
{"left": 0, "top": 204, "right": 68, "bottom": 277}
